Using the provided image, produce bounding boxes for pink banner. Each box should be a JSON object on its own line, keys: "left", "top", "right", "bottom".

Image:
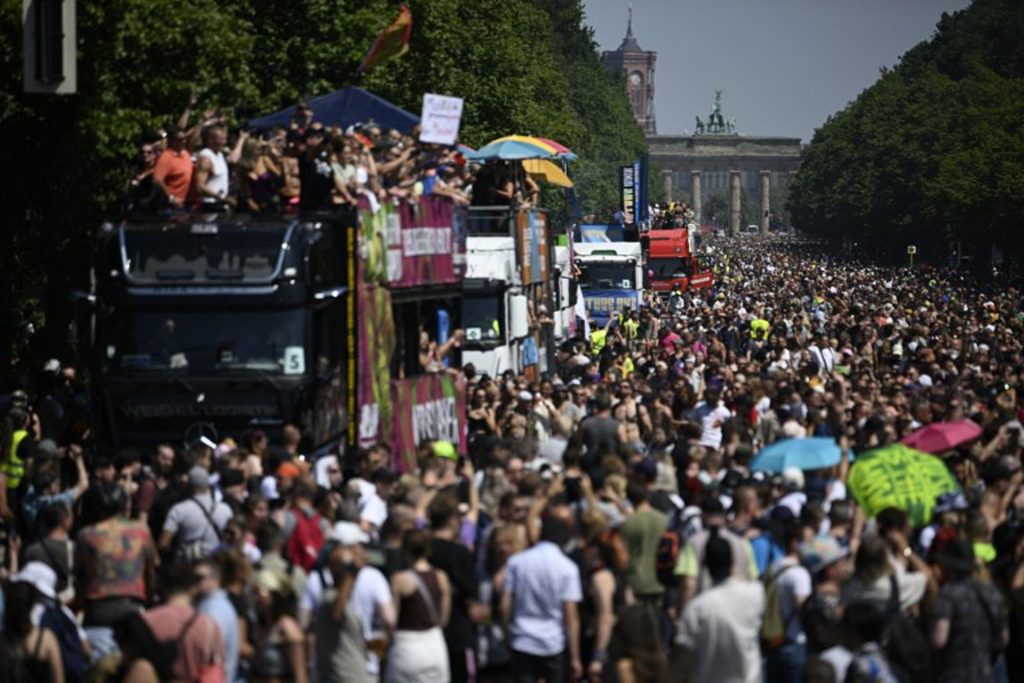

{"left": 390, "top": 373, "right": 467, "bottom": 472}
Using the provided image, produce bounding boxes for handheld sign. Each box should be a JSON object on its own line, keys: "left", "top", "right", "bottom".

{"left": 419, "top": 93, "right": 464, "bottom": 145}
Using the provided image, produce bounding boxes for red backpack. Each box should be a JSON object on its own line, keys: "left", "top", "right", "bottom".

{"left": 285, "top": 506, "right": 324, "bottom": 571}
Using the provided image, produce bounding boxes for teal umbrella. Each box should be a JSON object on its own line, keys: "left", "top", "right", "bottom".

{"left": 751, "top": 437, "right": 853, "bottom": 473}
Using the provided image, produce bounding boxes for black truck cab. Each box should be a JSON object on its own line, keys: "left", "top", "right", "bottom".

{"left": 91, "top": 210, "right": 354, "bottom": 449}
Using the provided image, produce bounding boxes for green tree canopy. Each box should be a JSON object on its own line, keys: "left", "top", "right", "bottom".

{"left": 787, "top": 0, "right": 1024, "bottom": 260}
{"left": 0, "top": 0, "right": 645, "bottom": 374}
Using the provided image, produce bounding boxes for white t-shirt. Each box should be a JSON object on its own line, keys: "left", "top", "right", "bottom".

{"left": 359, "top": 493, "right": 388, "bottom": 529}
{"left": 699, "top": 402, "right": 733, "bottom": 449}
{"left": 675, "top": 578, "right": 765, "bottom": 683}
{"left": 767, "top": 558, "right": 812, "bottom": 644}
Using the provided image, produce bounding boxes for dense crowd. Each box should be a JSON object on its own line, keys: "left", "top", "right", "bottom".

{"left": 3, "top": 235, "right": 1022, "bottom": 683}
{"left": 3, "top": 104, "right": 1024, "bottom": 683}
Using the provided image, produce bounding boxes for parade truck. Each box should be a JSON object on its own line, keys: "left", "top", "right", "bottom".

{"left": 644, "top": 227, "right": 714, "bottom": 295}
{"left": 573, "top": 241, "right": 644, "bottom": 327}
{"left": 461, "top": 234, "right": 530, "bottom": 377}
{"left": 462, "top": 206, "right": 564, "bottom": 377}
{"left": 87, "top": 197, "right": 467, "bottom": 470}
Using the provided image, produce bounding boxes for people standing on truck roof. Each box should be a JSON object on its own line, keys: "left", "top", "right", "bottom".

{"left": 152, "top": 125, "right": 193, "bottom": 209}
{"left": 194, "top": 124, "right": 246, "bottom": 211}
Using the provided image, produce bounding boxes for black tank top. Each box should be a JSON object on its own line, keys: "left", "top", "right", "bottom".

{"left": 396, "top": 569, "right": 442, "bottom": 631}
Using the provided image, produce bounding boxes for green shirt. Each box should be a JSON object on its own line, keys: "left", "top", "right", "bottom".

{"left": 620, "top": 507, "right": 668, "bottom": 597}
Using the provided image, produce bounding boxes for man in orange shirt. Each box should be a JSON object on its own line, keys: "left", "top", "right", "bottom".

{"left": 152, "top": 125, "right": 194, "bottom": 208}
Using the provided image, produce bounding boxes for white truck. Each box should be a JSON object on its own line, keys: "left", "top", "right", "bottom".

{"left": 573, "top": 241, "right": 644, "bottom": 327}
{"left": 461, "top": 235, "right": 531, "bottom": 377}
{"left": 552, "top": 244, "right": 576, "bottom": 342}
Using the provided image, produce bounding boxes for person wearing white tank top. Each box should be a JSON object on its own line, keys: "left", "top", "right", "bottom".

{"left": 194, "top": 125, "right": 246, "bottom": 206}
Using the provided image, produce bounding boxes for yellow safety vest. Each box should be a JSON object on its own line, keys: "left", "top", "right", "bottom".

{"left": 2, "top": 429, "right": 28, "bottom": 489}
{"left": 591, "top": 329, "right": 608, "bottom": 354}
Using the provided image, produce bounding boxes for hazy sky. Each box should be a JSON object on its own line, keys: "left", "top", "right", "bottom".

{"left": 583, "top": 0, "right": 971, "bottom": 142}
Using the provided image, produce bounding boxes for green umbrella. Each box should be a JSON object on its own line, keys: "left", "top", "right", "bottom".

{"left": 848, "top": 443, "right": 960, "bottom": 527}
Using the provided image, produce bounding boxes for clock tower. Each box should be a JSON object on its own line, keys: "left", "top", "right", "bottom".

{"left": 602, "top": 7, "right": 657, "bottom": 134}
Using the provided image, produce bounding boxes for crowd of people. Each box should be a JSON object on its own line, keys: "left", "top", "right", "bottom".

{"left": 127, "top": 97, "right": 478, "bottom": 215}
{"left": 3, "top": 234, "right": 1024, "bottom": 683}
{"left": 3, "top": 97, "right": 1024, "bottom": 682}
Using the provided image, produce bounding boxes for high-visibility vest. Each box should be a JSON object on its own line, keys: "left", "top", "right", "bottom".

{"left": 2, "top": 429, "right": 28, "bottom": 489}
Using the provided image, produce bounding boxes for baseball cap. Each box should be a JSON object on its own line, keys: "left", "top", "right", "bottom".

{"left": 431, "top": 441, "right": 458, "bottom": 460}
{"left": 799, "top": 535, "right": 850, "bottom": 575}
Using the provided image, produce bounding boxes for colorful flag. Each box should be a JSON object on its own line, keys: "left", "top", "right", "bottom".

{"left": 358, "top": 5, "right": 413, "bottom": 74}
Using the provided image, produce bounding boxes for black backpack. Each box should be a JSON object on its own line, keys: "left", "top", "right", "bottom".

{"left": 882, "top": 575, "right": 934, "bottom": 683}
{"left": 39, "top": 599, "right": 86, "bottom": 683}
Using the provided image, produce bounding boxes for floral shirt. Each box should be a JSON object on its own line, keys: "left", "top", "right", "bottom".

{"left": 76, "top": 516, "right": 156, "bottom": 602}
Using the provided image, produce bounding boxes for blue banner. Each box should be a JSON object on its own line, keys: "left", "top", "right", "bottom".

{"left": 632, "top": 159, "right": 642, "bottom": 226}
{"left": 583, "top": 289, "right": 642, "bottom": 326}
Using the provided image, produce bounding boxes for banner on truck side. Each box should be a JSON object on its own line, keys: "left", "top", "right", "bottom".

{"left": 391, "top": 373, "right": 467, "bottom": 471}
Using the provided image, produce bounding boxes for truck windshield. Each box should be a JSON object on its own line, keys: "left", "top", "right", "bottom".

{"left": 122, "top": 226, "right": 287, "bottom": 282}
{"left": 102, "top": 309, "right": 306, "bottom": 374}
{"left": 578, "top": 263, "right": 635, "bottom": 290}
{"left": 647, "top": 257, "right": 691, "bottom": 279}
{"left": 463, "top": 294, "right": 503, "bottom": 343}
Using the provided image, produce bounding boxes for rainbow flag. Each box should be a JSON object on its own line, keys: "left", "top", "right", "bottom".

{"left": 358, "top": 5, "right": 413, "bottom": 74}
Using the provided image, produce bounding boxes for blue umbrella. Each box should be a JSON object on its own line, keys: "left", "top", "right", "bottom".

{"left": 751, "top": 437, "right": 854, "bottom": 473}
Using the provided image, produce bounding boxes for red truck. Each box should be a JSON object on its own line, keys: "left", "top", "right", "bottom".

{"left": 644, "top": 227, "right": 714, "bottom": 294}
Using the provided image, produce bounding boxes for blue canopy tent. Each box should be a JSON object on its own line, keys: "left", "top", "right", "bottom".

{"left": 247, "top": 86, "right": 419, "bottom": 132}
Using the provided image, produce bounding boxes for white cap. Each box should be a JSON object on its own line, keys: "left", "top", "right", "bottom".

{"left": 782, "top": 466, "right": 805, "bottom": 491}
{"left": 12, "top": 561, "right": 57, "bottom": 599}
{"left": 259, "top": 475, "right": 280, "bottom": 501}
{"left": 331, "top": 521, "right": 370, "bottom": 546}
{"left": 918, "top": 374, "right": 934, "bottom": 387}
{"left": 517, "top": 390, "right": 533, "bottom": 402}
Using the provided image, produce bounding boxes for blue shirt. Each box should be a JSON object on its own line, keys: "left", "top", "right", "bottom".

{"left": 21, "top": 486, "right": 77, "bottom": 541}
{"left": 199, "top": 589, "right": 239, "bottom": 682}
{"left": 505, "top": 541, "right": 582, "bottom": 657}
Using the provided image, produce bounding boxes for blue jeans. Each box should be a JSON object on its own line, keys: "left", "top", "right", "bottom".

{"left": 765, "top": 642, "right": 806, "bottom": 683}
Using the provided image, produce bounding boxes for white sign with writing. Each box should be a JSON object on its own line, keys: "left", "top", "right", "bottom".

{"left": 419, "top": 93, "right": 464, "bottom": 145}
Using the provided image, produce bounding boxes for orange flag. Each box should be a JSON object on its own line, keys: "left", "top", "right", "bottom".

{"left": 358, "top": 5, "right": 413, "bottom": 74}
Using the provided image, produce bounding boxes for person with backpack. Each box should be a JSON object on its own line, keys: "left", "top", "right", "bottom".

{"left": 762, "top": 518, "right": 811, "bottom": 683}
{"left": 280, "top": 475, "right": 326, "bottom": 572}
{"left": 10, "top": 560, "right": 87, "bottom": 682}
{"left": 671, "top": 526, "right": 765, "bottom": 683}
{"left": 143, "top": 564, "right": 225, "bottom": 682}
{"left": 159, "top": 466, "right": 232, "bottom": 561}
{"left": 2, "top": 574, "right": 64, "bottom": 683}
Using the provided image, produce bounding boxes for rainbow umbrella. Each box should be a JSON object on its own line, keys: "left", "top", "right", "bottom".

{"left": 468, "top": 135, "right": 558, "bottom": 161}
{"left": 523, "top": 159, "right": 573, "bottom": 188}
{"left": 533, "top": 137, "right": 577, "bottom": 160}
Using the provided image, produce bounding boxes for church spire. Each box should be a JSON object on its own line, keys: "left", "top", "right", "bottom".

{"left": 619, "top": 3, "right": 641, "bottom": 52}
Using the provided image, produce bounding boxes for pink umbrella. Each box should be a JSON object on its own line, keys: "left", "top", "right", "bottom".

{"left": 901, "top": 419, "right": 982, "bottom": 454}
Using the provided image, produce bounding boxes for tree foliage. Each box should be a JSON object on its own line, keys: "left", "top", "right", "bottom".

{"left": 787, "top": 0, "right": 1024, "bottom": 259}
{"left": 0, "top": 0, "right": 644, "bottom": 372}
